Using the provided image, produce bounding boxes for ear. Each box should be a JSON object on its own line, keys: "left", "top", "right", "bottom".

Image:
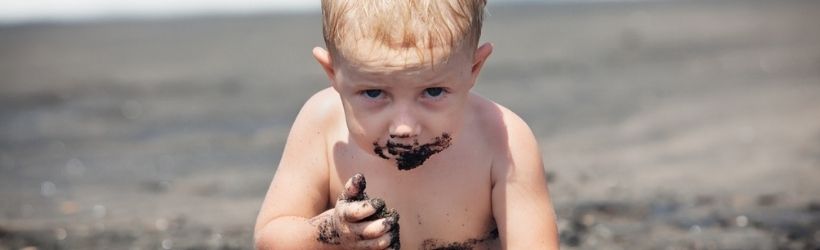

{"left": 312, "top": 47, "right": 337, "bottom": 88}
{"left": 470, "top": 43, "right": 493, "bottom": 81}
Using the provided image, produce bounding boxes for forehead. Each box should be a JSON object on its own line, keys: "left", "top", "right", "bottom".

{"left": 338, "top": 59, "right": 467, "bottom": 87}
{"left": 335, "top": 41, "right": 473, "bottom": 85}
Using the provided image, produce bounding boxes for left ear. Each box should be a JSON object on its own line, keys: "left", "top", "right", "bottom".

{"left": 470, "top": 42, "right": 494, "bottom": 81}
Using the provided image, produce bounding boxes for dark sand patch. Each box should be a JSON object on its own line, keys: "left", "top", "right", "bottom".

{"left": 421, "top": 228, "right": 499, "bottom": 250}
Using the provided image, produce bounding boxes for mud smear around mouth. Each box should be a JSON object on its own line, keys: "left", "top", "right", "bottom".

{"left": 421, "top": 228, "right": 499, "bottom": 250}
{"left": 373, "top": 133, "right": 452, "bottom": 170}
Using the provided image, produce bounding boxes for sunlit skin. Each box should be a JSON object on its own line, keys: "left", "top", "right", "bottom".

{"left": 253, "top": 41, "right": 559, "bottom": 249}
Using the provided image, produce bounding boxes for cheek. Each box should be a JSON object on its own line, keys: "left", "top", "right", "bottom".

{"left": 434, "top": 102, "right": 468, "bottom": 134}
{"left": 421, "top": 108, "right": 463, "bottom": 137}
{"left": 438, "top": 114, "right": 464, "bottom": 137}
{"left": 343, "top": 107, "right": 386, "bottom": 149}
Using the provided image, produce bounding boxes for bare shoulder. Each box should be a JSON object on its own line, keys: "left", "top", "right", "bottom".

{"left": 468, "top": 93, "right": 542, "bottom": 181}
{"left": 297, "top": 87, "right": 343, "bottom": 127}
{"left": 278, "top": 86, "right": 343, "bottom": 173}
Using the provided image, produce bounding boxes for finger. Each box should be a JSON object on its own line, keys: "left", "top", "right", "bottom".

{"left": 341, "top": 198, "right": 384, "bottom": 222}
{"left": 354, "top": 230, "right": 394, "bottom": 250}
{"left": 350, "top": 217, "right": 393, "bottom": 240}
{"left": 341, "top": 173, "right": 367, "bottom": 201}
{"left": 365, "top": 207, "right": 399, "bottom": 222}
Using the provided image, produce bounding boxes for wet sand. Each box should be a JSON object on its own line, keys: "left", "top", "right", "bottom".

{"left": 2, "top": 0, "right": 820, "bottom": 249}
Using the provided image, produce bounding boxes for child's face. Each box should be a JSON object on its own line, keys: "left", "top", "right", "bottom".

{"left": 315, "top": 44, "right": 491, "bottom": 170}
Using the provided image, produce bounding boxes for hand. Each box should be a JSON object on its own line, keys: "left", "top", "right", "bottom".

{"left": 311, "top": 173, "right": 401, "bottom": 249}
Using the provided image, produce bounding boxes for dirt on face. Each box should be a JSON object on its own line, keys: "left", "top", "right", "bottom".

{"left": 373, "top": 133, "right": 452, "bottom": 170}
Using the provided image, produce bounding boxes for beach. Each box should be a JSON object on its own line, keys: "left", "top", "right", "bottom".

{"left": 1, "top": 0, "right": 819, "bottom": 249}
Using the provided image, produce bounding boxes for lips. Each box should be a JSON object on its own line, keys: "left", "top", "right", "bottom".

{"left": 385, "top": 140, "right": 414, "bottom": 155}
{"left": 372, "top": 133, "right": 452, "bottom": 170}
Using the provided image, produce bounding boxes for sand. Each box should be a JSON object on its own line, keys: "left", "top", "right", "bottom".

{"left": 1, "top": 0, "right": 819, "bottom": 249}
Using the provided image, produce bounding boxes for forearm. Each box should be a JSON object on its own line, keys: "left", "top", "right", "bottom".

{"left": 255, "top": 210, "right": 339, "bottom": 250}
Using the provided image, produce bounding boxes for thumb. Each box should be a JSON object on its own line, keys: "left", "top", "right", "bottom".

{"left": 341, "top": 173, "right": 367, "bottom": 201}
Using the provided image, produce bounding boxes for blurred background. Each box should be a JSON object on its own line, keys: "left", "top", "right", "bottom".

{"left": 1, "top": 0, "right": 819, "bottom": 249}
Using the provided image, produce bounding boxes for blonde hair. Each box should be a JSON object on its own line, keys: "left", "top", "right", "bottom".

{"left": 321, "top": 0, "right": 487, "bottom": 66}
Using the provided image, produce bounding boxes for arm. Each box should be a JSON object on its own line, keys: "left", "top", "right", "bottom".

{"left": 491, "top": 110, "right": 559, "bottom": 249}
{"left": 254, "top": 89, "right": 336, "bottom": 249}
{"left": 254, "top": 89, "right": 396, "bottom": 250}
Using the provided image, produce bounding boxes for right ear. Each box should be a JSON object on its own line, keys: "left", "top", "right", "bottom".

{"left": 312, "top": 47, "right": 337, "bottom": 89}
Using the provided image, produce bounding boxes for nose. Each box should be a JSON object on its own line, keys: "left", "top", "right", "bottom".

{"left": 389, "top": 110, "right": 420, "bottom": 139}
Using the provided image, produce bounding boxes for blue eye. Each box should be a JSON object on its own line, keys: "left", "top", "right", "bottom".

{"left": 424, "top": 87, "right": 444, "bottom": 97}
{"left": 363, "top": 89, "right": 382, "bottom": 98}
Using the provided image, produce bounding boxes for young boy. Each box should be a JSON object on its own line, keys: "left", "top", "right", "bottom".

{"left": 254, "top": 1, "right": 558, "bottom": 249}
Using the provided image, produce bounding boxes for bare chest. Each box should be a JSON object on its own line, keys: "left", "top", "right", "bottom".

{"left": 327, "top": 140, "right": 500, "bottom": 249}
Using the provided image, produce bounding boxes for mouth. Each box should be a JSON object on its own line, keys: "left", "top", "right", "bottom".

{"left": 373, "top": 133, "right": 452, "bottom": 170}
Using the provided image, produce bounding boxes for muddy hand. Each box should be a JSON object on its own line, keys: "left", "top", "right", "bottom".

{"left": 339, "top": 173, "right": 402, "bottom": 249}
{"left": 318, "top": 174, "right": 398, "bottom": 249}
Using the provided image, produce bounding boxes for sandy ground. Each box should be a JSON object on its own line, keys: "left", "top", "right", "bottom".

{"left": 1, "top": 0, "right": 819, "bottom": 249}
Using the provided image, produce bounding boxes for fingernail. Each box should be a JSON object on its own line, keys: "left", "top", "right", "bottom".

{"left": 382, "top": 216, "right": 393, "bottom": 226}
{"left": 380, "top": 218, "right": 392, "bottom": 232}
{"left": 382, "top": 211, "right": 399, "bottom": 226}
{"left": 384, "top": 208, "right": 400, "bottom": 222}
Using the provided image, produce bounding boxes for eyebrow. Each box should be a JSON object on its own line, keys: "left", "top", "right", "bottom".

{"left": 349, "top": 79, "right": 390, "bottom": 89}
{"left": 349, "top": 78, "right": 452, "bottom": 91}
{"left": 419, "top": 79, "right": 450, "bottom": 88}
